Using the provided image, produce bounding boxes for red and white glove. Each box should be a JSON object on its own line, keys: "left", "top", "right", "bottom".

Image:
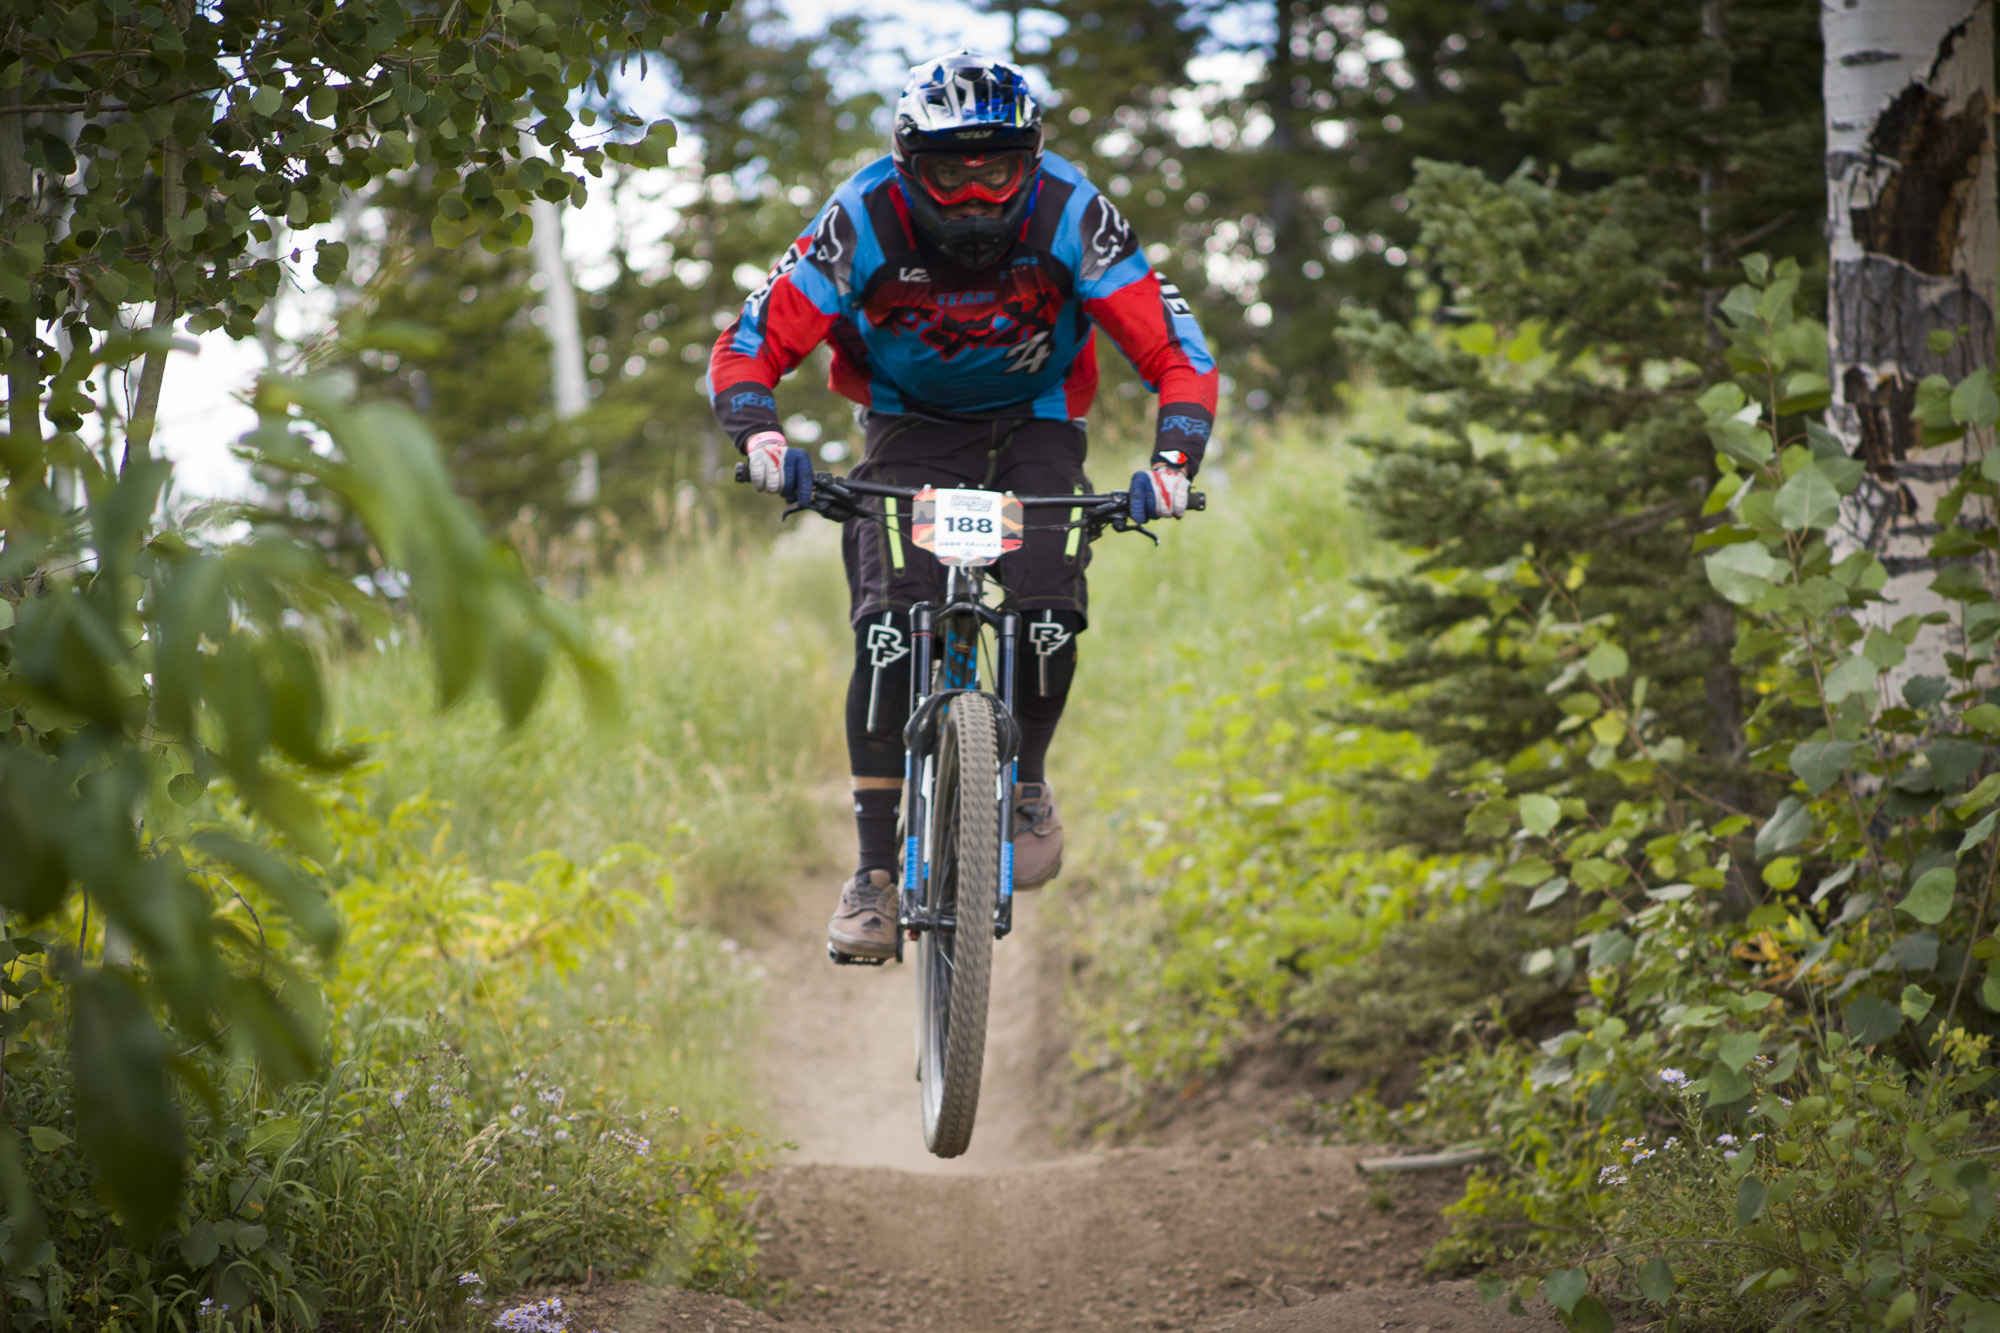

{"left": 1144, "top": 464, "right": 1190, "bottom": 520}
{"left": 743, "top": 430, "right": 789, "bottom": 494}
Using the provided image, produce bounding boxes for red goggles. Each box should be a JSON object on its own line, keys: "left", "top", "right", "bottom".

{"left": 914, "top": 151, "right": 1033, "bottom": 206}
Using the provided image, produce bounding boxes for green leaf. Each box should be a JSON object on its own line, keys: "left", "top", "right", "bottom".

{"left": 1982, "top": 973, "right": 2000, "bottom": 1012}
{"left": 1862, "top": 628, "right": 1906, "bottom": 669}
{"left": 1883, "top": 1291, "right": 1917, "bottom": 1328}
{"left": 1900, "top": 984, "right": 1935, "bottom": 1023}
{"left": 1705, "top": 541, "right": 1786, "bottom": 605}
{"left": 1638, "top": 1257, "right": 1675, "bottom": 1307}
{"left": 1823, "top": 654, "right": 1879, "bottom": 703}
{"left": 1844, "top": 993, "right": 1903, "bottom": 1047}
{"left": 1789, "top": 740, "right": 1857, "bottom": 794}
{"left": 1960, "top": 773, "right": 2000, "bottom": 813}
{"left": 70, "top": 971, "right": 183, "bottom": 1242}
{"left": 1707, "top": 416, "right": 1775, "bottom": 467}
{"left": 25, "top": 1127, "right": 70, "bottom": 1152}
{"left": 250, "top": 84, "right": 281, "bottom": 117}
{"left": 1735, "top": 1175, "right": 1768, "bottom": 1227}
{"left": 1504, "top": 856, "right": 1556, "bottom": 887}
{"left": 1899, "top": 867, "right": 1956, "bottom": 925}
{"left": 1698, "top": 382, "right": 1747, "bottom": 418}
{"left": 1952, "top": 369, "right": 2000, "bottom": 428}
{"left": 1707, "top": 1061, "right": 1753, "bottom": 1105}
{"left": 1775, "top": 461, "right": 1840, "bottom": 530}
{"left": 1583, "top": 642, "right": 1628, "bottom": 682}
{"left": 1528, "top": 878, "right": 1571, "bottom": 911}
{"left": 180, "top": 1219, "right": 219, "bottom": 1268}
{"left": 1717, "top": 1031, "right": 1761, "bottom": 1072}
{"left": 245, "top": 1116, "right": 301, "bottom": 1157}
{"left": 167, "top": 772, "right": 207, "bottom": 807}
{"left": 1542, "top": 1269, "right": 1587, "bottom": 1315}
{"left": 1755, "top": 797, "right": 1813, "bottom": 860}
{"left": 1565, "top": 1295, "right": 1613, "bottom": 1333}
{"left": 1964, "top": 703, "right": 2000, "bottom": 735}
{"left": 1518, "top": 793, "right": 1561, "bottom": 836}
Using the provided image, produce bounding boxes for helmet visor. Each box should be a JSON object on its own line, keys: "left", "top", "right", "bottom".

{"left": 914, "top": 150, "right": 1033, "bottom": 206}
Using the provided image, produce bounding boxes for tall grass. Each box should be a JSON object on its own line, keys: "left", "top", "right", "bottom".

{"left": 329, "top": 522, "right": 851, "bottom": 918}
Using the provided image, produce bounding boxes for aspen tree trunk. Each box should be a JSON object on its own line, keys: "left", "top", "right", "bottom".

{"left": 529, "top": 197, "right": 596, "bottom": 503}
{"left": 1825, "top": 0, "right": 1998, "bottom": 687}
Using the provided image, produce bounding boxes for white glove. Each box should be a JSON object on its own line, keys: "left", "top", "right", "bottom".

{"left": 1145, "top": 464, "right": 1189, "bottom": 519}
{"left": 744, "top": 430, "right": 788, "bottom": 494}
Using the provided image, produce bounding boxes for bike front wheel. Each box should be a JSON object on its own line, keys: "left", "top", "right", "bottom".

{"left": 915, "top": 690, "right": 1000, "bottom": 1158}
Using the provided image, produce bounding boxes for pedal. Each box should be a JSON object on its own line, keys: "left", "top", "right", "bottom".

{"left": 827, "top": 944, "right": 890, "bottom": 967}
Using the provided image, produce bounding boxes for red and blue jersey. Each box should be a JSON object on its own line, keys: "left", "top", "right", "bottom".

{"left": 708, "top": 153, "right": 1219, "bottom": 472}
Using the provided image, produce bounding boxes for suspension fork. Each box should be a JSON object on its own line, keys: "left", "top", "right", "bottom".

{"left": 902, "top": 601, "right": 935, "bottom": 928}
{"left": 995, "top": 608, "right": 1018, "bottom": 939}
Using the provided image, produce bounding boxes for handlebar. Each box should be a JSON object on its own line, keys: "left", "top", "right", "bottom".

{"left": 730, "top": 461, "right": 1206, "bottom": 516}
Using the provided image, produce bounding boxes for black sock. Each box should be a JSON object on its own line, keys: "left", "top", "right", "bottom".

{"left": 1016, "top": 714, "right": 1060, "bottom": 785}
{"left": 854, "top": 787, "right": 901, "bottom": 877}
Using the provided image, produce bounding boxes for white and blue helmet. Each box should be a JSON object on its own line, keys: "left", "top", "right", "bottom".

{"left": 892, "top": 50, "right": 1045, "bottom": 269}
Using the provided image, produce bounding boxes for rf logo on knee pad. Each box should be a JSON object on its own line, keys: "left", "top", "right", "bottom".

{"left": 867, "top": 621, "right": 910, "bottom": 669}
{"left": 865, "top": 617, "right": 911, "bottom": 735}
{"left": 1028, "top": 615, "right": 1072, "bottom": 696}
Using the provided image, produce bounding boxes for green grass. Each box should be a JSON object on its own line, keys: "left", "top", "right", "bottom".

{"left": 326, "top": 520, "right": 853, "bottom": 1150}
{"left": 330, "top": 523, "right": 852, "bottom": 918}
{"left": 1052, "top": 408, "right": 1396, "bottom": 807}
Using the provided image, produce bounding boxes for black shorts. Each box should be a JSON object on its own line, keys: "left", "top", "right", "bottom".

{"left": 841, "top": 413, "right": 1093, "bottom": 627}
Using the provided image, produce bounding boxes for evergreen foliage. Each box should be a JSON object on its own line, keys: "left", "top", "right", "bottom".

{"left": 315, "top": 3, "right": 882, "bottom": 540}
{"left": 1341, "top": 0, "right": 1824, "bottom": 852}
{"left": 1039, "top": 0, "right": 1586, "bottom": 405}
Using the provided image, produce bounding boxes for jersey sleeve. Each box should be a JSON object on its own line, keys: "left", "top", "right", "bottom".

{"left": 707, "top": 199, "right": 856, "bottom": 448}
{"left": 1071, "top": 194, "right": 1220, "bottom": 473}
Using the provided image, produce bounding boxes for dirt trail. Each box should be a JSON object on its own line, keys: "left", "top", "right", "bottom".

{"left": 666, "top": 799, "right": 1563, "bottom": 1333}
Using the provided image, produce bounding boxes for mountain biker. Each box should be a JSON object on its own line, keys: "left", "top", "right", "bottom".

{"left": 708, "top": 49, "right": 1218, "bottom": 961}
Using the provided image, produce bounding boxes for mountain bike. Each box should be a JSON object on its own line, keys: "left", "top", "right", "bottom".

{"left": 736, "top": 459, "right": 1204, "bottom": 1157}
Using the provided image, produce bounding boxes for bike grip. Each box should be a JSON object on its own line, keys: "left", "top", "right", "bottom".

{"left": 733, "top": 461, "right": 748, "bottom": 484}
{"left": 1189, "top": 492, "right": 1206, "bottom": 511}
{"left": 781, "top": 446, "right": 814, "bottom": 505}
{"left": 1128, "top": 469, "right": 1156, "bottom": 523}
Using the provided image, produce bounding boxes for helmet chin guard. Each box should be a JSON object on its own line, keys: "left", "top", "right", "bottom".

{"left": 892, "top": 49, "right": 1044, "bottom": 270}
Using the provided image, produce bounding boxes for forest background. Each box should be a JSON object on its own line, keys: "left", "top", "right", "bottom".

{"left": 4, "top": 0, "right": 2000, "bottom": 1331}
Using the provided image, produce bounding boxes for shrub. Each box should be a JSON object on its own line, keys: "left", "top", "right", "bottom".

{"left": 0, "top": 783, "right": 770, "bottom": 1331}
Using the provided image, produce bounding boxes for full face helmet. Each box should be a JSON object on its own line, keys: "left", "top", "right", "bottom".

{"left": 892, "top": 49, "right": 1044, "bottom": 270}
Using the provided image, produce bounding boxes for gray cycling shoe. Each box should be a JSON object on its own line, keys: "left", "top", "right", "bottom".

{"left": 1012, "top": 782, "right": 1064, "bottom": 890}
{"left": 827, "top": 868, "right": 900, "bottom": 960}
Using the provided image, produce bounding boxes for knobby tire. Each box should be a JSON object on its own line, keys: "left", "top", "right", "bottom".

{"left": 917, "top": 691, "right": 999, "bottom": 1158}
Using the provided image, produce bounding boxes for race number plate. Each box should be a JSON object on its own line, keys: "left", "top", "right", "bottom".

{"left": 911, "top": 488, "right": 1024, "bottom": 567}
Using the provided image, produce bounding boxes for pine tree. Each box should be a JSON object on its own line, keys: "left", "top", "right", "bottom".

{"left": 1037, "top": 0, "right": 1582, "bottom": 407}
{"left": 1341, "top": 0, "right": 1825, "bottom": 852}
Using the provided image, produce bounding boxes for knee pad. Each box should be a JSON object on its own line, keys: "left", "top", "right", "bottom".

{"left": 1016, "top": 609, "right": 1083, "bottom": 710}
{"left": 847, "top": 612, "right": 915, "bottom": 777}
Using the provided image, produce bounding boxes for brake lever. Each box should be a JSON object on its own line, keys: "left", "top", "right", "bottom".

{"left": 1109, "top": 513, "right": 1160, "bottom": 545}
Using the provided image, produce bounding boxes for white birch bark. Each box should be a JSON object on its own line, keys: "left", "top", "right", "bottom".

{"left": 529, "top": 196, "right": 597, "bottom": 504}
{"left": 1825, "top": 0, "right": 1998, "bottom": 688}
